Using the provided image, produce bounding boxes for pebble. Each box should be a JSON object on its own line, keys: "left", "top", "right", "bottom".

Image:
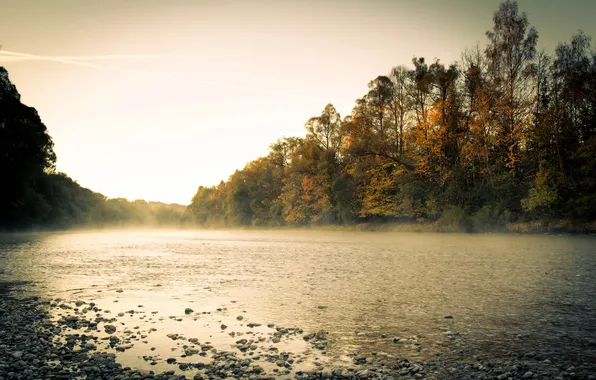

{"left": 1, "top": 285, "right": 594, "bottom": 380}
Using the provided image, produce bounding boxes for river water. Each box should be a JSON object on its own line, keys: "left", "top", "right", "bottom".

{"left": 0, "top": 229, "right": 595, "bottom": 376}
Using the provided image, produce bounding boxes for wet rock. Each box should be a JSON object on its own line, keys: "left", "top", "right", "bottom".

{"left": 303, "top": 333, "right": 315, "bottom": 341}
{"left": 167, "top": 333, "right": 183, "bottom": 340}
{"left": 1, "top": 288, "right": 594, "bottom": 380}
{"left": 356, "top": 369, "right": 371, "bottom": 378}
{"left": 115, "top": 343, "right": 133, "bottom": 352}
{"left": 354, "top": 357, "right": 367, "bottom": 365}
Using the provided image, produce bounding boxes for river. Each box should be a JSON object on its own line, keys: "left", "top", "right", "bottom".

{"left": 0, "top": 229, "right": 595, "bottom": 378}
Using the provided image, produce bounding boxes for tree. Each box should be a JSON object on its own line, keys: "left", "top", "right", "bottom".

{"left": 225, "top": 170, "right": 253, "bottom": 225}
{"left": 485, "top": 0, "right": 538, "bottom": 173}
{"left": 551, "top": 32, "right": 594, "bottom": 173}
{"left": 389, "top": 65, "right": 411, "bottom": 158}
{"left": 408, "top": 57, "right": 434, "bottom": 126}
{"left": 180, "top": 0, "right": 596, "bottom": 230}
{"left": 521, "top": 160, "right": 557, "bottom": 213}
{"left": 279, "top": 140, "right": 334, "bottom": 224}
{"left": 304, "top": 104, "right": 343, "bottom": 156}
{"left": 366, "top": 76, "right": 395, "bottom": 137}
{"left": 0, "top": 67, "right": 57, "bottom": 227}
{"left": 268, "top": 137, "right": 304, "bottom": 169}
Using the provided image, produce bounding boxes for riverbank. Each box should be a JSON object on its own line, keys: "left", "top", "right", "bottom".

{"left": 331, "top": 219, "right": 596, "bottom": 234}
{"left": 2, "top": 215, "right": 595, "bottom": 235}
{"left": 178, "top": 219, "right": 596, "bottom": 235}
{"left": 0, "top": 283, "right": 436, "bottom": 379}
{"left": 0, "top": 283, "right": 183, "bottom": 380}
{"left": 1, "top": 281, "right": 595, "bottom": 379}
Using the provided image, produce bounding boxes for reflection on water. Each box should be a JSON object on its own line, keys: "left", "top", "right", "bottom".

{"left": 1, "top": 229, "right": 595, "bottom": 372}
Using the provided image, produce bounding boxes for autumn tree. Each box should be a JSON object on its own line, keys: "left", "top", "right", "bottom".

{"left": 279, "top": 139, "right": 335, "bottom": 224}
{"left": 485, "top": 0, "right": 538, "bottom": 174}
{"left": 389, "top": 65, "right": 411, "bottom": 158}
{"left": 268, "top": 136, "right": 305, "bottom": 170}
{"left": 184, "top": 1, "right": 596, "bottom": 230}
{"left": 304, "top": 104, "right": 343, "bottom": 157}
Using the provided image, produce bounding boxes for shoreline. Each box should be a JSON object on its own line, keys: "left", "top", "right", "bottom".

{"left": 1, "top": 282, "right": 595, "bottom": 379}
{"left": 2, "top": 218, "right": 596, "bottom": 236}
{"left": 175, "top": 220, "right": 596, "bottom": 236}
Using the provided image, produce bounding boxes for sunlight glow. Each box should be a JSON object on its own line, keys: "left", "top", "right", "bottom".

{"left": 1, "top": 0, "right": 594, "bottom": 204}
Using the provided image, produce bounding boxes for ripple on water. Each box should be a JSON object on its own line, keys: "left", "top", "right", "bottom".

{"left": 0, "top": 229, "right": 595, "bottom": 376}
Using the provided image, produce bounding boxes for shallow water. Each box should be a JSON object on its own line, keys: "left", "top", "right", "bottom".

{"left": 1, "top": 229, "right": 595, "bottom": 374}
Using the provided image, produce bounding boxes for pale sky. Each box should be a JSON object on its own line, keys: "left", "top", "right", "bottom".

{"left": 1, "top": 0, "right": 595, "bottom": 204}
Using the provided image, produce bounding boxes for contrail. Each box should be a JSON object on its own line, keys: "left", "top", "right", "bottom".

{"left": 0, "top": 52, "right": 177, "bottom": 61}
{"left": 0, "top": 50, "right": 172, "bottom": 78}
{"left": 0, "top": 49, "right": 328, "bottom": 102}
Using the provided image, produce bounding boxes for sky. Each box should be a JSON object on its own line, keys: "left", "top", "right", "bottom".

{"left": 1, "top": 0, "right": 595, "bottom": 205}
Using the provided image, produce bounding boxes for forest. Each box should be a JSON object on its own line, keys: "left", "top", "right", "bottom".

{"left": 0, "top": 66, "right": 185, "bottom": 230}
{"left": 186, "top": 1, "right": 596, "bottom": 232}
{"left": 2, "top": 1, "right": 595, "bottom": 232}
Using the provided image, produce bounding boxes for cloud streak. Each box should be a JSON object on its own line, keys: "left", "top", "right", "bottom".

{"left": 0, "top": 50, "right": 170, "bottom": 78}
{"left": 0, "top": 52, "right": 178, "bottom": 61}
{"left": 0, "top": 49, "right": 327, "bottom": 102}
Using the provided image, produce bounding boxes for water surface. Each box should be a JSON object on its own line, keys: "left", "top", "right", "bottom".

{"left": 1, "top": 229, "right": 595, "bottom": 374}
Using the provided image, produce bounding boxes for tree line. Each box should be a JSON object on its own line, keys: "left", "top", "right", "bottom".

{"left": 187, "top": 0, "right": 596, "bottom": 231}
{"left": 0, "top": 66, "right": 185, "bottom": 231}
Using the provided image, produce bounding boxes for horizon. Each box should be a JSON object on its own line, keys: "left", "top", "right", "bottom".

{"left": 1, "top": 0, "right": 595, "bottom": 204}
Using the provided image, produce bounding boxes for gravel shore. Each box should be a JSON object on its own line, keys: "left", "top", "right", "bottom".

{"left": 1, "top": 282, "right": 595, "bottom": 379}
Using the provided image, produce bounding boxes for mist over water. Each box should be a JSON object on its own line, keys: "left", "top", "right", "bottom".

{"left": 1, "top": 230, "right": 595, "bottom": 375}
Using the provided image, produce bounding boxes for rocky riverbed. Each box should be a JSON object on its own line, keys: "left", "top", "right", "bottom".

{"left": 1, "top": 281, "right": 595, "bottom": 379}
